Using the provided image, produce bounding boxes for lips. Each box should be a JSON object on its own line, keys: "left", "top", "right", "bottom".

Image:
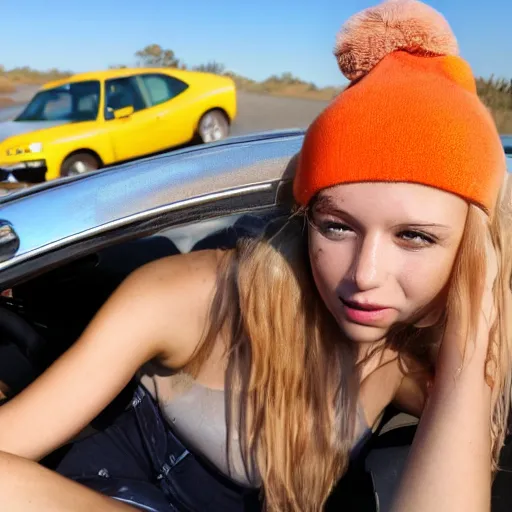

{"left": 339, "top": 297, "right": 394, "bottom": 325}
{"left": 340, "top": 298, "right": 387, "bottom": 311}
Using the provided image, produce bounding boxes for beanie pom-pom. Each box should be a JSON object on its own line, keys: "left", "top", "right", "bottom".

{"left": 335, "top": 0, "right": 459, "bottom": 81}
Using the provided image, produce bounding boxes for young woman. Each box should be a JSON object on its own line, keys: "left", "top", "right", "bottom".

{"left": 0, "top": 1, "right": 510, "bottom": 511}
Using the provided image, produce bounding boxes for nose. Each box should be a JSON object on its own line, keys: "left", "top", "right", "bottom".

{"left": 352, "top": 233, "right": 387, "bottom": 291}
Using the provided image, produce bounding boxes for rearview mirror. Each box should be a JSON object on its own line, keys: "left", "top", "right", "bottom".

{"left": 113, "top": 106, "right": 134, "bottom": 119}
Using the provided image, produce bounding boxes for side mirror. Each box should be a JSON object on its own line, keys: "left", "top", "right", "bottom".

{"left": 113, "top": 105, "right": 134, "bottom": 119}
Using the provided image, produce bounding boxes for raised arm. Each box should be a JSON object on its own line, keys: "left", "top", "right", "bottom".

{"left": 391, "top": 331, "right": 491, "bottom": 511}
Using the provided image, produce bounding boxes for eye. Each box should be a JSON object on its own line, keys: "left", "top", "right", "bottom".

{"left": 398, "top": 230, "right": 436, "bottom": 247}
{"left": 311, "top": 216, "right": 355, "bottom": 241}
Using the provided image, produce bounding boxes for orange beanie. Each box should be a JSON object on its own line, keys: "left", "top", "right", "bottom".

{"left": 293, "top": 0, "right": 506, "bottom": 213}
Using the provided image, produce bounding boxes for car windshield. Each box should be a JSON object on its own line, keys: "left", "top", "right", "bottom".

{"left": 15, "top": 81, "right": 100, "bottom": 122}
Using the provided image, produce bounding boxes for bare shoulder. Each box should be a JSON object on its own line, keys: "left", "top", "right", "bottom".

{"left": 128, "top": 248, "right": 222, "bottom": 292}
{"left": 392, "top": 357, "right": 432, "bottom": 418}
{"left": 359, "top": 349, "right": 431, "bottom": 425}
{"left": 123, "top": 249, "right": 226, "bottom": 366}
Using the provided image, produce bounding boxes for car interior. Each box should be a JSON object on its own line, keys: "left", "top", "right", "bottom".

{"left": 0, "top": 203, "right": 425, "bottom": 511}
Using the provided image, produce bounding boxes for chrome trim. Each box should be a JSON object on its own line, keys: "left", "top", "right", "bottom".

{"left": 0, "top": 131, "right": 302, "bottom": 281}
{"left": 0, "top": 129, "right": 305, "bottom": 204}
{"left": 0, "top": 160, "right": 45, "bottom": 171}
{"left": 0, "top": 183, "right": 273, "bottom": 271}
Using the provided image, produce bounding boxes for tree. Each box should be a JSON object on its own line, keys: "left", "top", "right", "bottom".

{"left": 194, "top": 61, "right": 226, "bottom": 75}
{"left": 135, "top": 44, "right": 182, "bottom": 68}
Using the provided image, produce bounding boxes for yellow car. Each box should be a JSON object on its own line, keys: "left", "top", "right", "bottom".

{"left": 0, "top": 67, "right": 237, "bottom": 185}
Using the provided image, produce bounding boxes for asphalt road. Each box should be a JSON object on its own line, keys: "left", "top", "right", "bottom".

{"left": 231, "top": 92, "right": 328, "bottom": 135}
{"left": 0, "top": 89, "right": 329, "bottom": 135}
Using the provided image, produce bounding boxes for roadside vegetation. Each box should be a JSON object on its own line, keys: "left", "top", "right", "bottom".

{"left": 476, "top": 76, "right": 512, "bottom": 134}
{"left": 1, "top": 45, "right": 511, "bottom": 132}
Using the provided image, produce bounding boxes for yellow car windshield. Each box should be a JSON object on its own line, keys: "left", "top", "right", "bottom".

{"left": 15, "top": 81, "right": 100, "bottom": 123}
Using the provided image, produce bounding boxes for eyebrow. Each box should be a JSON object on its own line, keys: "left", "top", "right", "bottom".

{"left": 314, "top": 196, "right": 453, "bottom": 230}
{"left": 313, "top": 196, "right": 363, "bottom": 228}
{"left": 400, "top": 223, "right": 452, "bottom": 230}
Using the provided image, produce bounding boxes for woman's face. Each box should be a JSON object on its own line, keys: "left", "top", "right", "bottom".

{"left": 308, "top": 182, "right": 468, "bottom": 345}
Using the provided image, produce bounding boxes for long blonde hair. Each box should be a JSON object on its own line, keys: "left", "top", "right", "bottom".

{"left": 186, "top": 177, "right": 512, "bottom": 510}
{"left": 465, "top": 176, "right": 512, "bottom": 472}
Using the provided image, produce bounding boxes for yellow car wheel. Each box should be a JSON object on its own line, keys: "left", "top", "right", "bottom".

{"left": 61, "top": 153, "right": 101, "bottom": 178}
{"left": 197, "top": 110, "right": 230, "bottom": 143}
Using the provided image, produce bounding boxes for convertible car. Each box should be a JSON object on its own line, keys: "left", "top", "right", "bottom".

{"left": 0, "top": 130, "right": 510, "bottom": 511}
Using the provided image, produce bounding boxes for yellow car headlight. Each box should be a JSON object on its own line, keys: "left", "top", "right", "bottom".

{"left": 6, "top": 142, "right": 43, "bottom": 156}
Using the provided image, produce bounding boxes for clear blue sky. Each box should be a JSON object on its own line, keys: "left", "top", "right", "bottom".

{"left": 2, "top": 0, "right": 511, "bottom": 87}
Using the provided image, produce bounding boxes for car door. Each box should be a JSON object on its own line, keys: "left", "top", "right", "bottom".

{"left": 0, "top": 130, "right": 303, "bottom": 284}
{"left": 134, "top": 73, "right": 193, "bottom": 151}
{"left": 103, "top": 76, "right": 160, "bottom": 161}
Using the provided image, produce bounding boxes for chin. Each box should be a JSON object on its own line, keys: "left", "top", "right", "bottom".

{"left": 338, "top": 319, "right": 389, "bottom": 345}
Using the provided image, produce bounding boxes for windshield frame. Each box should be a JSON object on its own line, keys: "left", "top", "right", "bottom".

{"left": 15, "top": 80, "right": 101, "bottom": 123}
